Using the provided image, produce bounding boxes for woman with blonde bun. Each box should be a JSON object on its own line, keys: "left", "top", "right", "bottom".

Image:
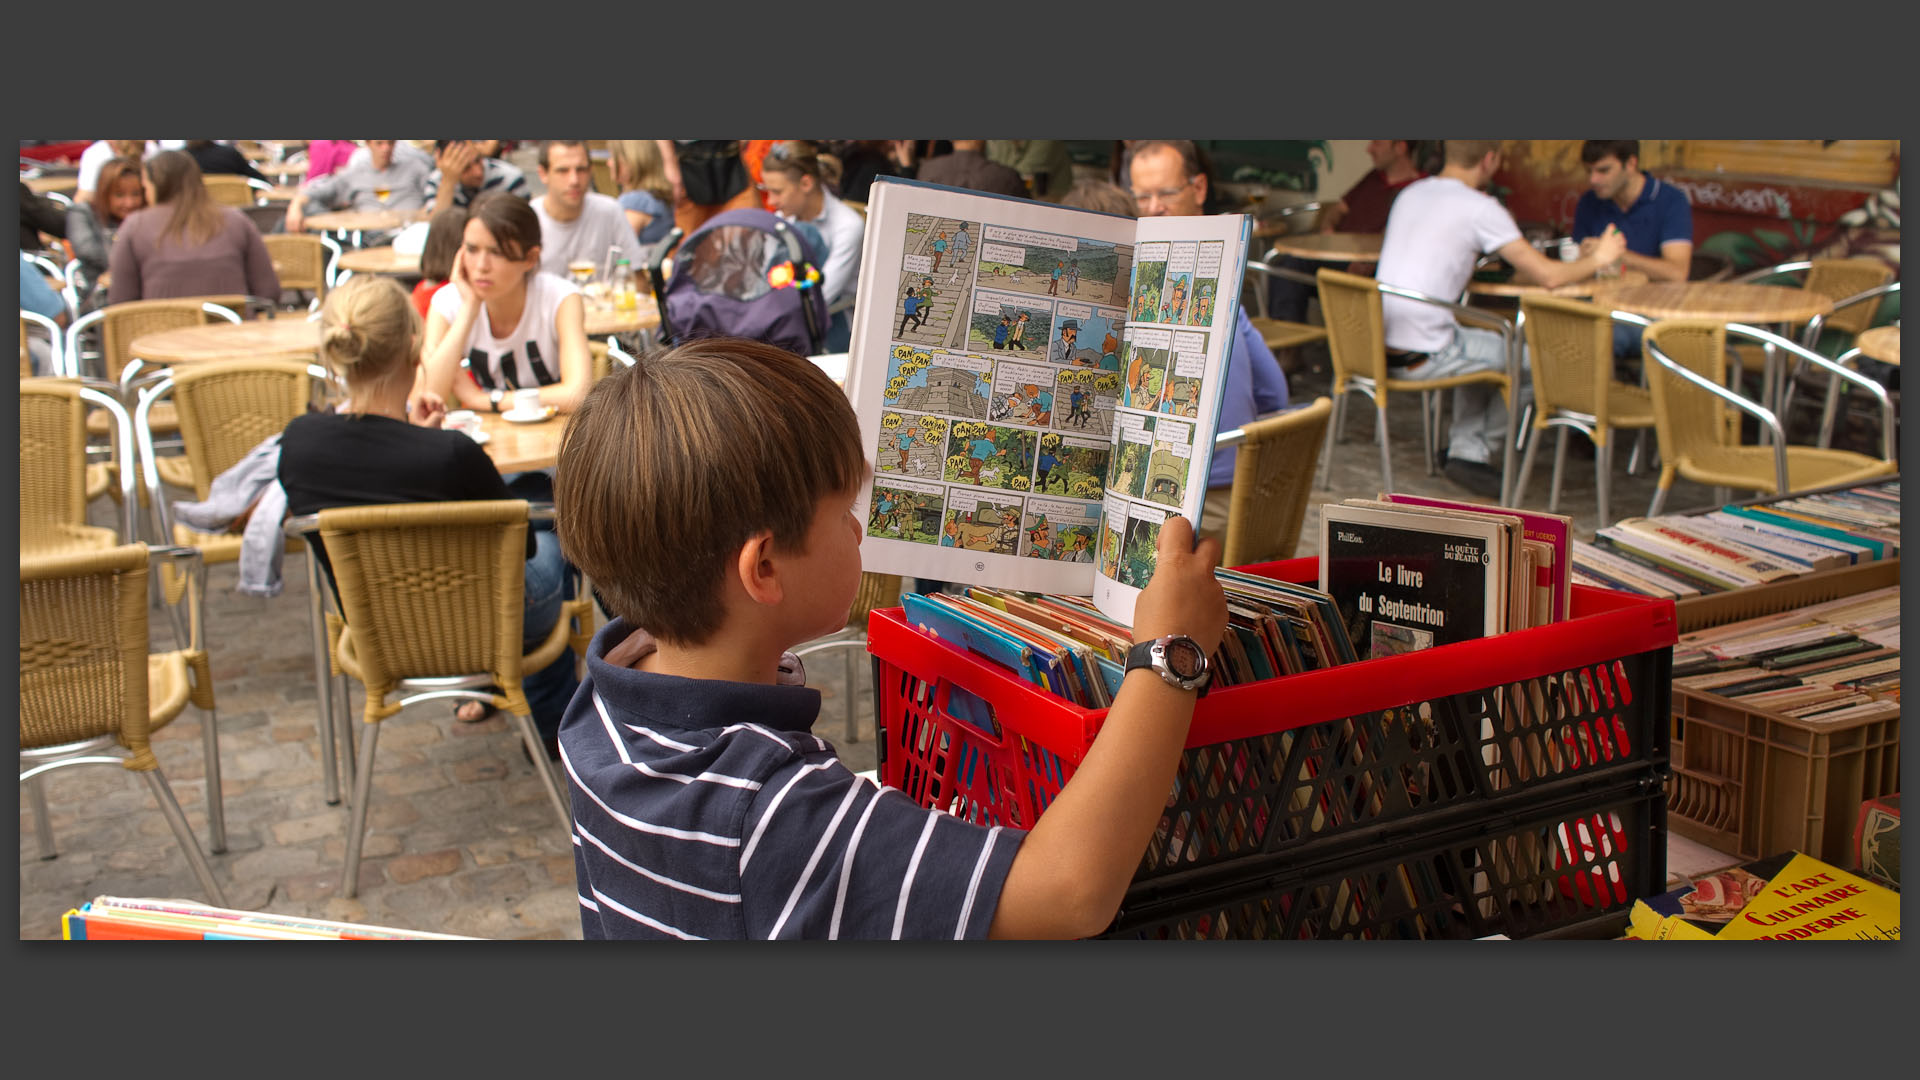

{"left": 277, "top": 275, "right": 578, "bottom": 743}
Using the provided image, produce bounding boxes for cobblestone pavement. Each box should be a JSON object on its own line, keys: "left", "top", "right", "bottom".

{"left": 22, "top": 335, "right": 1765, "bottom": 940}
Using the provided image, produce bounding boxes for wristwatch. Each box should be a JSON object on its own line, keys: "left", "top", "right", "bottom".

{"left": 1124, "top": 634, "right": 1210, "bottom": 695}
{"left": 488, "top": 388, "right": 505, "bottom": 413}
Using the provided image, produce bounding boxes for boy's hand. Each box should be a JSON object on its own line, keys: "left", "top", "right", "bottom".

{"left": 1131, "top": 515, "right": 1226, "bottom": 656}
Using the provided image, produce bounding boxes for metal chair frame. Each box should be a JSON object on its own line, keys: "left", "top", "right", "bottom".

{"left": 20, "top": 544, "right": 228, "bottom": 905}
{"left": 1643, "top": 323, "right": 1896, "bottom": 515}
{"left": 21, "top": 308, "right": 64, "bottom": 377}
{"left": 1302, "top": 264, "right": 1522, "bottom": 506}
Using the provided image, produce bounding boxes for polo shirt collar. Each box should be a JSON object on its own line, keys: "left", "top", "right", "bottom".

{"left": 1620, "top": 175, "right": 1660, "bottom": 214}
{"left": 586, "top": 618, "right": 821, "bottom": 734}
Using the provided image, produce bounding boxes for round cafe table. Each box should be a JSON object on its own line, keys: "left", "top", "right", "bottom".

{"left": 582, "top": 294, "right": 662, "bottom": 336}
{"left": 1467, "top": 269, "right": 1647, "bottom": 299}
{"left": 336, "top": 246, "right": 422, "bottom": 277}
{"left": 128, "top": 316, "right": 321, "bottom": 367}
{"left": 262, "top": 160, "right": 309, "bottom": 180}
{"left": 1603, "top": 282, "right": 1838, "bottom": 440}
{"left": 474, "top": 409, "right": 567, "bottom": 474}
{"left": 1265, "top": 232, "right": 1383, "bottom": 263}
{"left": 302, "top": 209, "right": 429, "bottom": 234}
{"left": 1855, "top": 326, "right": 1899, "bottom": 366}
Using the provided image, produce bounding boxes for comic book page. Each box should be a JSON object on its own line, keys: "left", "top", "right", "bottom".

{"left": 849, "top": 180, "right": 1135, "bottom": 599}
{"left": 1090, "top": 213, "right": 1251, "bottom": 624}
{"left": 847, "top": 179, "right": 1246, "bottom": 625}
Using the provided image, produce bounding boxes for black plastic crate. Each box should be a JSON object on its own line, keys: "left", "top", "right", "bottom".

{"left": 1102, "top": 785, "right": 1668, "bottom": 940}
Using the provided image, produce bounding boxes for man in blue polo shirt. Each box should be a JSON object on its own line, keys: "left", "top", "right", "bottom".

{"left": 1573, "top": 140, "right": 1694, "bottom": 355}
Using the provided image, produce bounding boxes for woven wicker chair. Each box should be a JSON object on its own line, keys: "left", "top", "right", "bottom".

{"left": 135, "top": 359, "right": 327, "bottom": 600}
{"left": 1512, "top": 296, "right": 1659, "bottom": 528}
{"left": 1244, "top": 262, "right": 1330, "bottom": 359}
{"left": 65, "top": 297, "right": 246, "bottom": 446}
{"left": 20, "top": 543, "right": 228, "bottom": 905}
{"left": 202, "top": 174, "right": 259, "bottom": 208}
{"left": 1727, "top": 259, "right": 1896, "bottom": 369}
{"left": 791, "top": 572, "right": 903, "bottom": 743}
{"left": 20, "top": 378, "right": 139, "bottom": 557}
{"left": 21, "top": 309, "right": 64, "bottom": 377}
{"left": 1218, "top": 397, "right": 1334, "bottom": 566}
{"left": 311, "top": 500, "right": 590, "bottom": 897}
{"left": 1315, "top": 268, "right": 1520, "bottom": 503}
{"left": 262, "top": 234, "right": 327, "bottom": 309}
{"left": 1641, "top": 319, "right": 1897, "bottom": 515}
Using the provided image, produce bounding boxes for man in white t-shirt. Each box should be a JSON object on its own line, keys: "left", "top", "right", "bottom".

{"left": 528, "top": 141, "right": 650, "bottom": 279}
{"left": 1376, "top": 139, "right": 1626, "bottom": 497}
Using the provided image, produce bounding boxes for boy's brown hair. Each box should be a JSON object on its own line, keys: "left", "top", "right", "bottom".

{"left": 1443, "top": 139, "right": 1503, "bottom": 168}
{"left": 555, "top": 337, "right": 866, "bottom": 645}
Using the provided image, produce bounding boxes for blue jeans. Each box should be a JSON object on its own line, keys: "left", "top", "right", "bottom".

{"left": 520, "top": 529, "right": 580, "bottom": 740}
{"left": 1613, "top": 322, "right": 1644, "bottom": 360}
{"left": 1398, "top": 326, "right": 1532, "bottom": 466}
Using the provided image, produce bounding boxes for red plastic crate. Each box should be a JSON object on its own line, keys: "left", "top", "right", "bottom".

{"left": 869, "top": 557, "right": 1676, "bottom": 891}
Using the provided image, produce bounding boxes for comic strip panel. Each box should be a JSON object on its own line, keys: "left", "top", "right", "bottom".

{"left": 1098, "top": 496, "right": 1126, "bottom": 580}
{"left": 941, "top": 490, "right": 1025, "bottom": 556}
{"left": 1122, "top": 327, "right": 1172, "bottom": 411}
{"left": 975, "top": 225, "right": 1130, "bottom": 308}
{"left": 1034, "top": 432, "right": 1110, "bottom": 500}
{"left": 987, "top": 358, "right": 1057, "bottom": 428}
{"left": 1188, "top": 242, "right": 1225, "bottom": 326}
{"left": 883, "top": 347, "right": 993, "bottom": 421}
{"left": 967, "top": 289, "right": 1054, "bottom": 359}
{"left": 1052, "top": 367, "right": 1120, "bottom": 437}
{"left": 1143, "top": 416, "right": 1194, "bottom": 509}
{"left": 1159, "top": 330, "right": 1208, "bottom": 419}
{"left": 1116, "top": 503, "right": 1169, "bottom": 589}
{"left": 875, "top": 410, "right": 950, "bottom": 480}
{"left": 1020, "top": 497, "right": 1102, "bottom": 563}
{"left": 866, "top": 478, "right": 947, "bottom": 545}
{"left": 1106, "top": 414, "right": 1155, "bottom": 500}
{"left": 895, "top": 214, "right": 979, "bottom": 350}
{"left": 1049, "top": 302, "right": 1127, "bottom": 370}
{"left": 1130, "top": 241, "right": 1168, "bottom": 323}
{"left": 1158, "top": 243, "right": 1196, "bottom": 325}
{"left": 945, "top": 420, "right": 1040, "bottom": 493}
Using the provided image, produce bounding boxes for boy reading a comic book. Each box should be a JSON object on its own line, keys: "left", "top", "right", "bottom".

{"left": 553, "top": 337, "right": 1228, "bottom": 939}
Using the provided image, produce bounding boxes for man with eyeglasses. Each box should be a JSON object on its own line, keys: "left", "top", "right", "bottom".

{"left": 1126, "top": 140, "right": 1289, "bottom": 543}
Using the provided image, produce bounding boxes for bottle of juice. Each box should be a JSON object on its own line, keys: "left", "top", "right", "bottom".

{"left": 611, "top": 259, "right": 638, "bottom": 313}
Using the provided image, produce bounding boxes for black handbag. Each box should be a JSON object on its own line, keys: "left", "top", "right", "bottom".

{"left": 676, "top": 141, "right": 748, "bottom": 207}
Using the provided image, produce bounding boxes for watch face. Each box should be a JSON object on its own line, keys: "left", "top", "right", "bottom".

{"left": 1162, "top": 637, "right": 1206, "bottom": 680}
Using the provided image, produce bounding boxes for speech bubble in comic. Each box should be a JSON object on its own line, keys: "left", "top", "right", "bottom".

{"left": 902, "top": 254, "right": 932, "bottom": 274}
{"left": 865, "top": 478, "right": 947, "bottom": 545}
{"left": 945, "top": 421, "right": 1040, "bottom": 493}
{"left": 983, "top": 226, "right": 1080, "bottom": 252}
{"left": 1166, "top": 243, "right": 1197, "bottom": 275}
{"left": 1132, "top": 327, "right": 1172, "bottom": 351}
{"left": 1171, "top": 331, "right": 1209, "bottom": 377}
{"left": 980, "top": 242, "right": 1026, "bottom": 267}
{"left": 1033, "top": 431, "right": 1110, "bottom": 500}
{"left": 875, "top": 411, "right": 951, "bottom": 479}
{"left": 1055, "top": 301, "right": 1093, "bottom": 321}
{"left": 941, "top": 492, "right": 1025, "bottom": 556}
{"left": 1196, "top": 242, "right": 1223, "bottom": 278}
{"left": 1019, "top": 497, "right": 1102, "bottom": 562}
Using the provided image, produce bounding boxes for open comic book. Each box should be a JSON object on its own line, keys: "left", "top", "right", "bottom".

{"left": 846, "top": 178, "right": 1251, "bottom": 624}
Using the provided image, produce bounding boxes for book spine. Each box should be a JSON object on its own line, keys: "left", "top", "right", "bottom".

{"left": 1720, "top": 505, "right": 1886, "bottom": 559}
{"left": 1595, "top": 529, "right": 1749, "bottom": 590}
{"left": 1622, "top": 519, "right": 1797, "bottom": 581}
{"left": 1573, "top": 540, "right": 1702, "bottom": 597}
{"left": 1701, "top": 511, "right": 1858, "bottom": 567}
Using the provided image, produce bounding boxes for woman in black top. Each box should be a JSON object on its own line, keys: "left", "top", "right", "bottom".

{"left": 278, "top": 274, "right": 578, "bottom": 741}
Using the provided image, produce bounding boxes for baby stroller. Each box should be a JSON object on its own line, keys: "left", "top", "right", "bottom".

{"left": 649, "top": 208, "right": 829, "bottom": 357}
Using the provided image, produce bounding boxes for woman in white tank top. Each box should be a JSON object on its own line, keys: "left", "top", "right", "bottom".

{"left": 420, "top": 191, "right": 593, "bottom": 415}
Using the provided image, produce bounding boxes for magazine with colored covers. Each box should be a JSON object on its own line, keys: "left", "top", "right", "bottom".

{"left": 846, "top": 178, "right": 1251, "bottom": 625}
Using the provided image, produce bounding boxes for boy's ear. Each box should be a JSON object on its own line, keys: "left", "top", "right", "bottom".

{"left": 734, "top": 528, "right": 783, "bottom": 607}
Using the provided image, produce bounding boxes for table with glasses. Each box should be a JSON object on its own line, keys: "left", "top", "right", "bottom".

{"left": 301, "top": 208, "right": 431, "bottom": 246}
{"left": 262, "top": 160, "right": 309, "bottom": 181}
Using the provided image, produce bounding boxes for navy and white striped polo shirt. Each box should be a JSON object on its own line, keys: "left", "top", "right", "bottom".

{"left": 423, "top": 158, "right": 531, "bottom": 208}
{"left": 561, "top": 620, "right": 1024, "bottom": 940}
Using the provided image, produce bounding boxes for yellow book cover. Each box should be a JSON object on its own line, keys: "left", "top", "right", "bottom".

{"left": 1712, "top": 853, "right": 1899, "bottom": 941}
